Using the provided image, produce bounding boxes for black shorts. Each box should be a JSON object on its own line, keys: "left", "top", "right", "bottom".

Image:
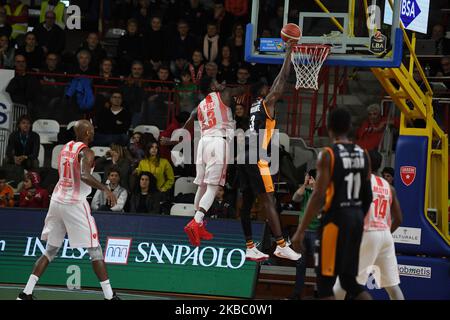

{"left": 238, "top": 160, "right": 274, "bottom": 195}
{"left": 315, "top": 208, "right": 365, "bottom": 298}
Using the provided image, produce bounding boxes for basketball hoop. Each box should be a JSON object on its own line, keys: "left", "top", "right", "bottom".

{"left": 291, "top": 44, "right": 331, "bottom": 91}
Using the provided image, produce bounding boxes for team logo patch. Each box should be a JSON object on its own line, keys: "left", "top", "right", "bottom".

{"left": 400, "top": 166, "right": 416, "bottom": 186}
{"left": 93, "top": 233, "right": 97, "bottom": 239}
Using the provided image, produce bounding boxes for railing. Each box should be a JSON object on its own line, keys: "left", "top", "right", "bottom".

{"left": 285, "top": 66, "right": 348, "bottom": 145}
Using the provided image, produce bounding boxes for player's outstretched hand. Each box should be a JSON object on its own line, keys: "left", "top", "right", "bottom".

{"left": 105, "top": 189, "right": 118, "bottom": 208}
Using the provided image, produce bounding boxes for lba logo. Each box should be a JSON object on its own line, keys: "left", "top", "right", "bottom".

{"left": 400, "top": 166, "right": 416, "bottom": 186}
{"left": 104, "top": 237, "right": 132, "bottom": 265}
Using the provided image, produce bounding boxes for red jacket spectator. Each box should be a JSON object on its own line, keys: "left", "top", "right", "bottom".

{"left": 356, "top": 104, "right": 387, "bottom": 151}
{"left": 225, "top": 0, "right": 248, "bottom": 17}
{"left": 19, "top": 172, "right": 49, "bottom": 208}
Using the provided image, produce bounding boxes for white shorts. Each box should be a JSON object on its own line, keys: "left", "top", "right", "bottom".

{"left": 357, "top": 229, "right": 400, "bottom": 288}
{"left": 194, "top": 136, "right": 229, "bottom": 186}
{"left": 41, "top": 199, "right": 100, "bottom": 248}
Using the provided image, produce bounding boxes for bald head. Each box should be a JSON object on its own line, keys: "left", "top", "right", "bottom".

{"left": 74, "top": 120, "right": 94, "bottom": 143}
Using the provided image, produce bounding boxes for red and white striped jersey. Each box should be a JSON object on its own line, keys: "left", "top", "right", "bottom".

{"left": 364, "top": 174, "right": 393, "bottom": 231}
{"left": 197, "top": 92, "right": 234, "bottom": 136}
{"left": 52, "top": 141, "right": 93, "bottom": 204}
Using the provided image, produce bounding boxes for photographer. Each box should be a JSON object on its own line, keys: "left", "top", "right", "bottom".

{"left": 91, "top": 167, "right": 128, "bottom": 212}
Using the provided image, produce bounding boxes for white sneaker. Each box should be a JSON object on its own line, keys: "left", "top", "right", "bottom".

{"left": 273, "top": 245, "right": 302, "bottom": 261}
{"left": 245, "top": 247, "right": 269, "bottom": 262}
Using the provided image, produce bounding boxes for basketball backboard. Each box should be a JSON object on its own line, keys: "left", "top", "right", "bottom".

{"left": 245, "top": 0, "right": 405, "bottom": 67}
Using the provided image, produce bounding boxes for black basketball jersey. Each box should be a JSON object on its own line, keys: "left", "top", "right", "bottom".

{"left": 323, "top": 143, "right": 370, "bottom": 213}
{"left": 245, "top": 98, "right": 276, "bottom": 159}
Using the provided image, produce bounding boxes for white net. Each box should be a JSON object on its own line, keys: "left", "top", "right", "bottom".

{"left": 291, "top": 44, "right": 331, "bottom": 90}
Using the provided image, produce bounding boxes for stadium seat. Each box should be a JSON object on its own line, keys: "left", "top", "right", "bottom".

{"left": 32, "top": 119, "right": 60, "bottom": 144}
{"left": 133, "top": 125, "right": 160, "bottom": 140}
{"left": 170, "top": 203, "right": 195, "bottom": 217}
{"left": 51, "top": 144, "right": 64, "bottom": 169}
{"left": 91, "top": 146, "right": 110, "bottom": 158}
{"left": 38, "top": 144, "right": 45, "bottom": 167}
{"left": 174, "top": 177, "right": 197, "bottom": 196}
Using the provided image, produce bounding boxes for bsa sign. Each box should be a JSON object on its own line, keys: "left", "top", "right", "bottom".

{"left": 104, "top": 237, "right": 132, "bottom": 265}
{"left": 400, "top": 166, "right": 416, "bottom": 186}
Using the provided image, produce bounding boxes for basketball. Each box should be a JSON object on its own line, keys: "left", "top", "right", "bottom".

{"left": 280, "top": 23, "right": 302, "bottom": 43}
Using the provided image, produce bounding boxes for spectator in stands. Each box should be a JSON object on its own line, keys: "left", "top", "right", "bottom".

{"left": 4, "top": 0, "right": 28, "bottom": 41}
{"left": 91, "top": 167, "right": 128, "bottom": 212}
{"left": 77, "top": 32, "right": 107, "bottom": 73}
{"left": 129, "top": 131, "right": 146, "bottom": 169}
{"left": 0, "top": 34, "right": 14, "bottom": 69}
{"left": 227, "top": 23, "right": 245, "bottom": 62}
{"left": 118, "top": 18, "right": 144, "bottom": 76}
{"left": 170, "top": 56, "right": 188, "bottom": 81}
{"left": 159, "top": 111, "right": 191, "bottom": 161}
{"left": 268, "top": 5, "right": 284, "bottom": 40}
{"left": 209, "top": 0, "right": 233, "bottom": 40}
{"left": 33, "top": 10, "right": 65, "bottom": 55}
{"left": 19, "top": 171, "right": 49, "bottom": 208}
{"left": 436, "top": 56, "right": 450, "bottom": 88}
{"left": 234, "top": 103, "right": 249, "bottom": 131}
{"left": 0, "top": 170, "right": 15, "bottom": 207}
{"left": 208, "top": 185, "right": 236, "bottom": 219}
{"left": 234, "top": 65, "right": 252, "bottom": 108}
{"left": 143, "top": 16, "right": 165, "bottom": 74}
{"left": 133, "top": 0, "right": 151, "bottom": 32}
{"left": 356, "top": 104, "right": 387, "bottom": 151}
{"left": 6, "top": 55, "right": 41, "bottom": 114}
{"left": 177, "top": 0, "right": 207, "bottom": 36}
{"left": 224, "top": 0, "right": 248, "bottom": 21}
{"left": 382, "top": 167, "right": 395, "bottom": 186}
{"left": 70, "top": 49, "right": 95, "bottom": 75}
{"left": 95, "top": 144, "right": 132, "bottom": 191}
{"left": 129, "top": 171, "right": 161, "bottom": 214}
{"left": 169, "top": 20, "right": 198, "bottom": 61}
{"left": 175, "top": 70, "right": 198, "bottom": 113}
{"left": 94, "top": 90, "right": 132, "bottom": 146}
{"left": 217, "top": 45, "right": 236, "bottom": 83}
{"left": 123, "top": 60, "right": 148, "bottom": 127}
{"left": 39, "top": 0, "right": 66, "bottom": 29}
{"left": 5, "top": 115, "right": 40, "bottom": 185}
{"left": 203, "top": 22, "right": 221, "bottom": 62}
{"left": 288, "top": 169, "right": 319, "bottom": 300}
{"left": 205, "top": 61, "right": 219, "bottom": 80}
{"left": 0, "top": 6, "right": 12, "bottom": 38}
{"left": 135, "top": 141, "right": 175, "bottom": 194}
{"left": 15, "top": 32, "right": 45, "bottom": 70}
{"left": 431, "top": 24, "right": 450, "bottom": 55}
{"left": 146, "top": 65, "right": 173, "bottom": 129}
{"left": 93, "top": 58, "right": 121, "bottom": 114}
{"left": 188, "top": 49, "right": 205, "bottom": 85}
{"left": 40, "top": 53, "right": 64, "bottom": 81}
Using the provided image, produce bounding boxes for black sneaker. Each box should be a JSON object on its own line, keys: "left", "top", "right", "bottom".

{"left": 105, "top": 292, "right": 121, "bottom": 300}
{"left": 17, "top": 292, "right": 35, "bottom": 300}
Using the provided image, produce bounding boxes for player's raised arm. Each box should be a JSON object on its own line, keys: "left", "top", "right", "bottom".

{"left": 264, "top": 42, "right": 293, "bottom": 115}
{"left": 291, "top": 149, "right": 331, "bottom": 252}
{"left": 79, "top": 148, "right": 117, "bottom": 207}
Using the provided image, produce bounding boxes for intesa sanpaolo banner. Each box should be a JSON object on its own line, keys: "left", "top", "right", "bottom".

{"left": 0, "top": 209, "right": 265, "bottom": 298}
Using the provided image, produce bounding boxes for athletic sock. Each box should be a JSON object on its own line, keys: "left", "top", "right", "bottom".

{"left": 194, "top": 211, "right": 205, "bottom": 223}
{"left": 100, "top": 279, "right": 114, "bottom": 300}
{"left": 246, "top": 240, "right": 255, "bottom": 249}
{"left": 276, "top": 237, "right": 286, "bottom": 248}
{"left": 23, "top": 274, "right": 39, "bottom": 295}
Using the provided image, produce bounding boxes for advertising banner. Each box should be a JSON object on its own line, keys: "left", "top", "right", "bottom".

{"left": 0, "top": 209, "right": 265, "bottom": 298}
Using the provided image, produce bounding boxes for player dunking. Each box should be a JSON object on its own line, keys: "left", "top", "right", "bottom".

{"left": 334, "top": 150, "right": 404, "bottom": 300}
{"left": 17, "top": 120, "right": 120, "bottom": 300}
{"left": 183, "top": 77, "right": 245, "bottom": 246}
{"left": 238, "top": 42, "right": 301, "bottom": 261}
{"left": 291, "top": 108, "right": 373, "bottom": 300}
